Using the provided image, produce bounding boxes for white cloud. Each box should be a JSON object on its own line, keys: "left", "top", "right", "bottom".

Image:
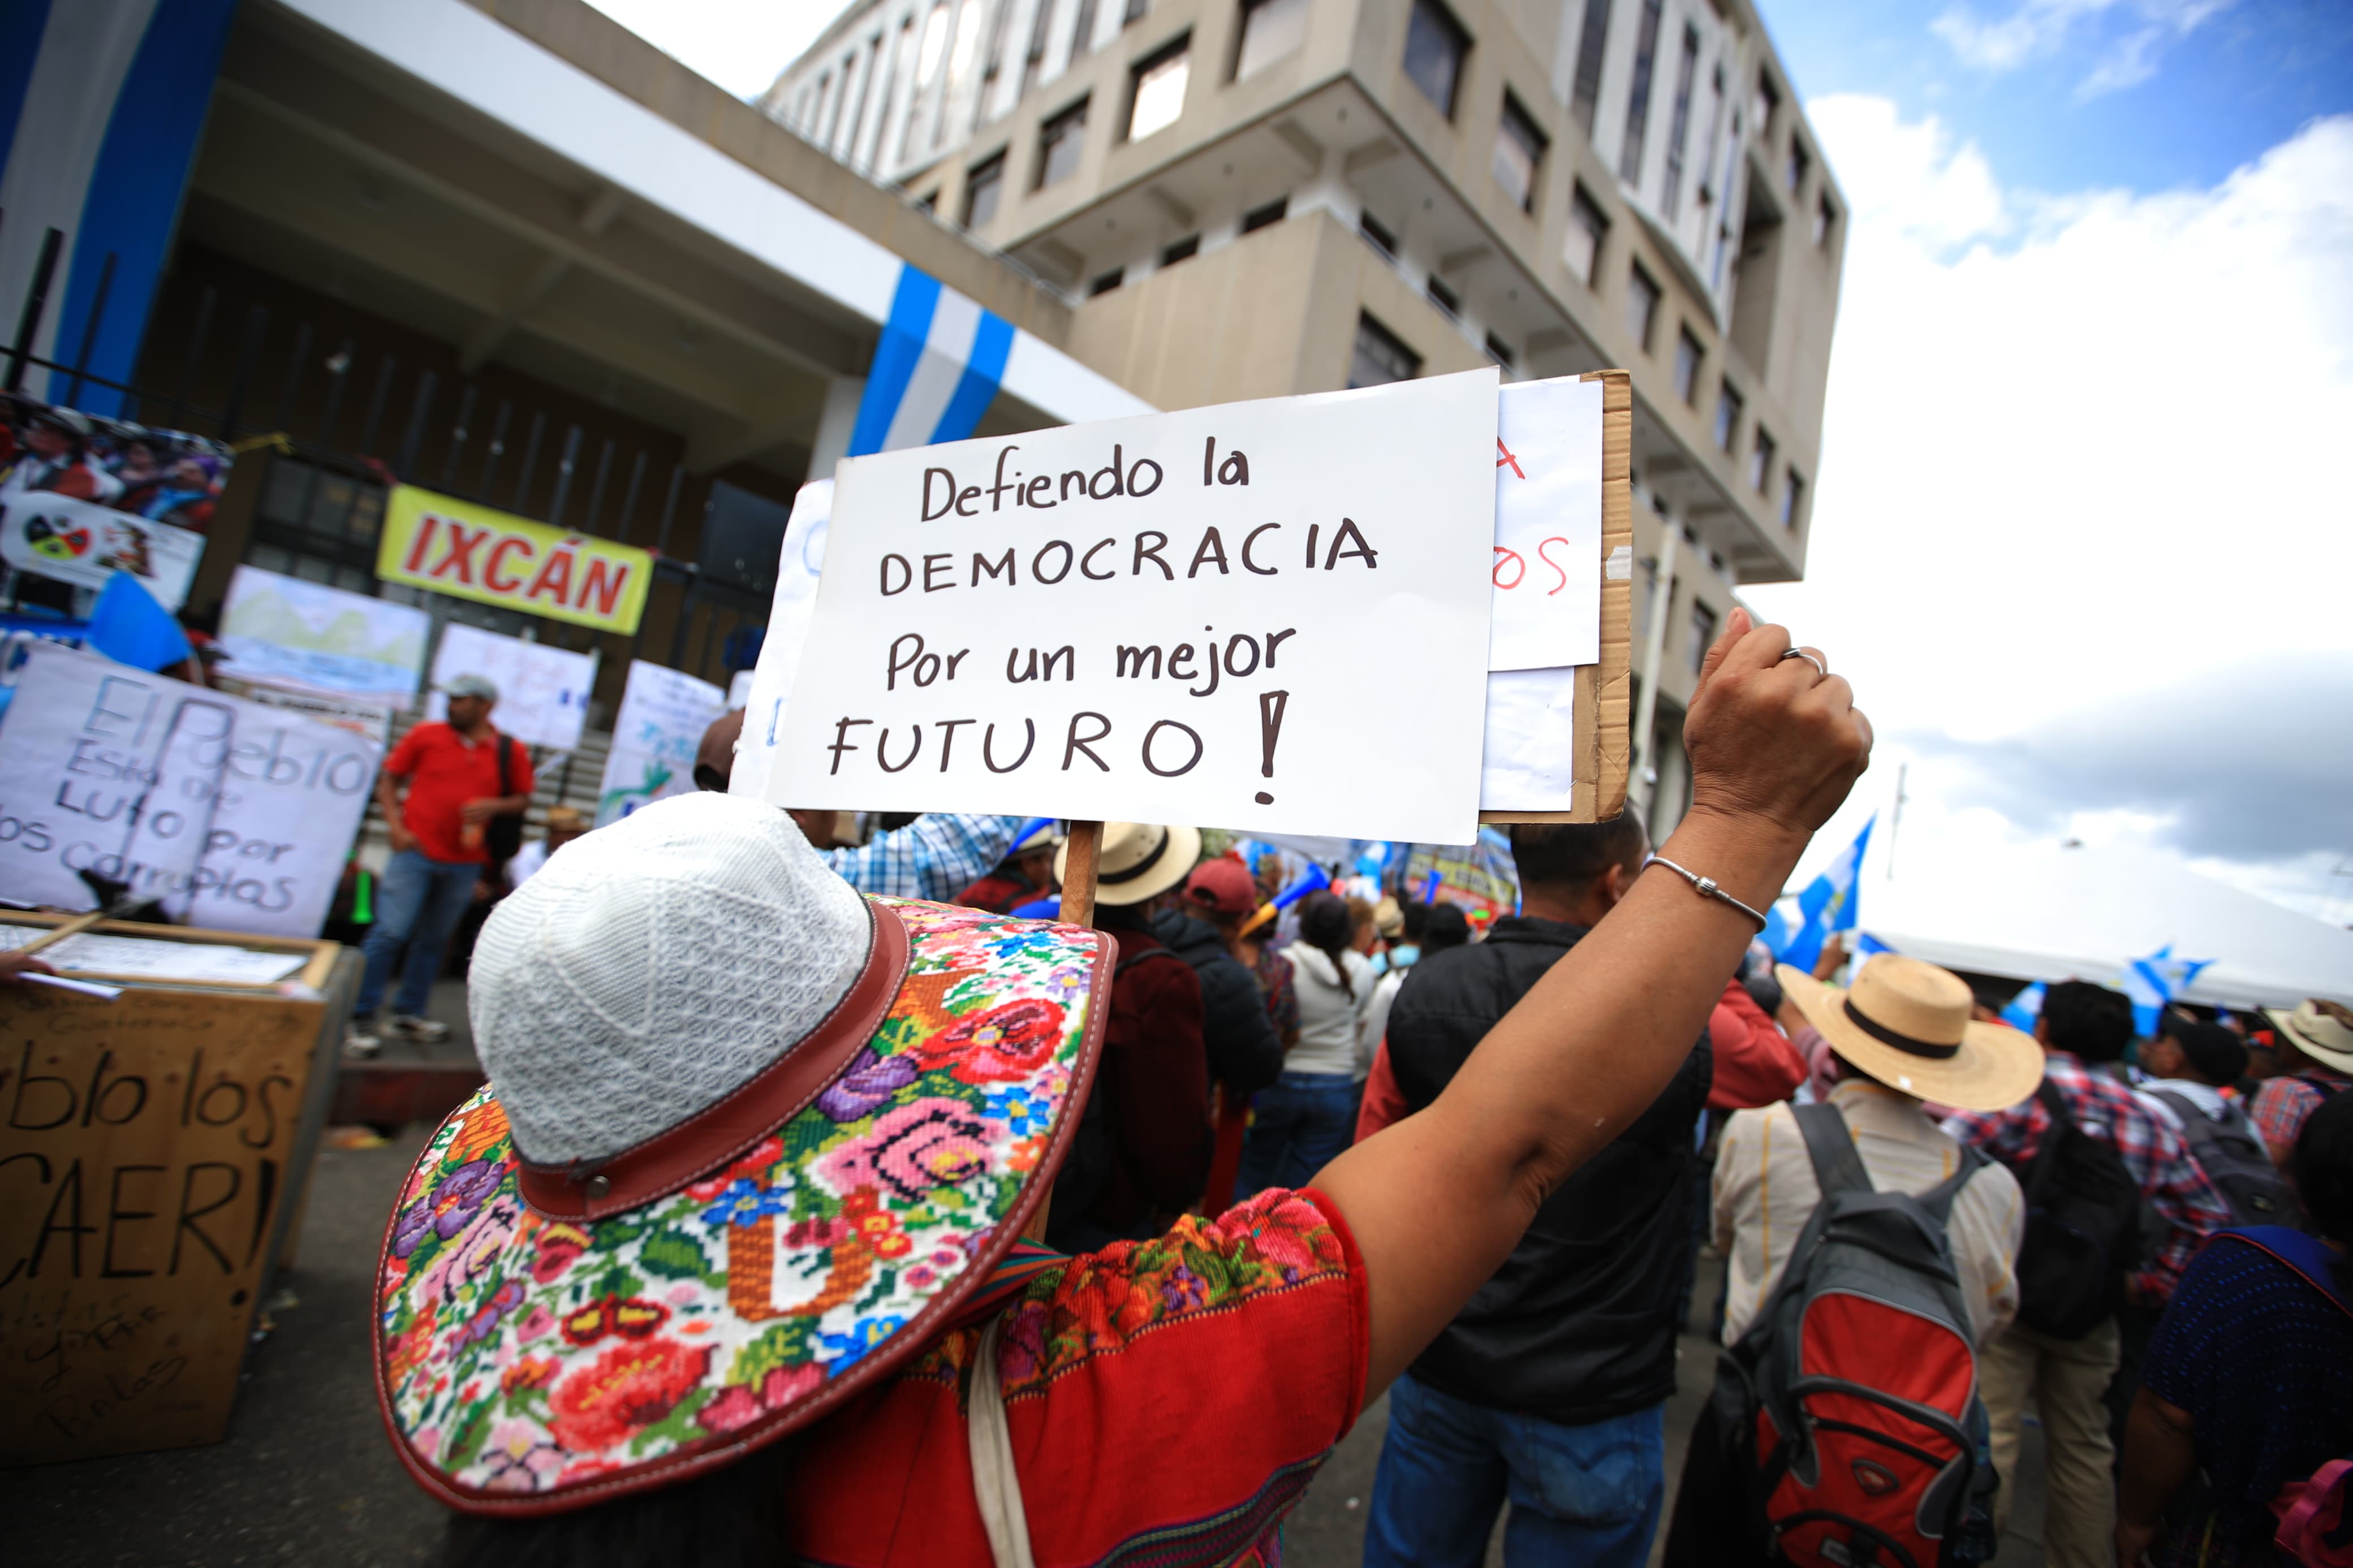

{"left": 1747, "top": 102, "right": 2353, "bottom": 918}
{"left": 1929, "top": 0, "right": 2233, "bottom": 96}
{"left": 583, "top": 0, "right": 846, "bottom": 100}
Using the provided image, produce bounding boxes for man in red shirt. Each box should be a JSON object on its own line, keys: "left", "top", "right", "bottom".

{"left": 351, "top": 673, "right": 532, "bottom": 1053}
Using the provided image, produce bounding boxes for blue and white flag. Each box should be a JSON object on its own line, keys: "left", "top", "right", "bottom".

{"left": 0, "top": 0, "right": 240, "bottom": 415}
{"left": 849, "top": 266, "right": 1016, "bottom": 456}
{"left": 2001, "top": 980, "right": 2046, "bottom": 1035}
{"left": 1778, "top": 814, "right": 1875, "bottom": 974}
{"left": 2121, "top": 945, "right": 2213, "bottom": 1037}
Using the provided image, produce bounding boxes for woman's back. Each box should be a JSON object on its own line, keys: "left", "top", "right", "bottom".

{"left": 1286, "top": 943, "right": 1371, "bottom": 1077}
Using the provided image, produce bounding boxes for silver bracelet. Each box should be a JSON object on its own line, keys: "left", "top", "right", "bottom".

{"left": 1641, "top": 854, "right": 1770, "bottom": 932}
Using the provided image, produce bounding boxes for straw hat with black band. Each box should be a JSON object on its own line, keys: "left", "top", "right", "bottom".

{"left": 1778, "top": 954, "right": 2044, "bottom": 1112}
{"left": 1058, "top": 820, "right": 1201, "bottom": 907}
{"left": 2264, "top": 999, "right": 2353, "bottom": 1075}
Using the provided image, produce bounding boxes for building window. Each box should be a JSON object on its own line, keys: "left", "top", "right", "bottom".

{"left": 1565, "top": 183, "right": 1608, "bottom": 285}
{"left": 1626, "top": 262, "right": 1660, "bottom": 352}
{"left": 1660, "top": 26, "right": 1699, "bottom": 215}
{"left": 962, "top": 152, "right": 1005, "bottom": 228}
{"left": 1235, "top": 0, "right": 1307, "bottom": 81}
{"left": 1089, "top": 267, "right": 1125, "bottom": 296}
{"left": 1492, "top": 94, "right": 1545, "bottom": 212}
{"left": 1020, "top": 0, "right": 1054, "bottom": 97}
{"left": 1815, "top": 194, "right": 1837, "bottom": 246}
{"left": 1618, "top": 0, "right": 1664, "bottom": 183}
{"left": 1753, "top": 72, "right": 1779, "bottom": 140}
{"left": 1350, "top": 312, "right": 1420, "bottom": 388}
{"left": 1567, "top": 0, "right": 1610, "bottom": 139}
{"left": 1672, "top": 326, "right": 1702, "bottom": 404}
{"left": 1240, "top": 196, "right": 1288, "bottom": 233}
{"left": 1359, "top": 210, "right": 1398, "bottom": 258}
{"left": 1714, "top": 380, "right": 1743, "bottom": 450}
{"left": 1402, "top": 0, "right": 1468, "bottom": 120}
{"left": 1781, "top": 467, "right": 1804, "bottom": 527}
{"left": 1749, "top": 426, "right": 1775, "bottom": 492}
{"left": 1484, "top": 331, "right": 1515, "bottom": 369}
{"left": 1070, "top": 0, "right": 1101, "bottom": 59}
{"left": 1160, "top": 233, "right": 1200, "bottom": 265}
{"left": 1123, "top": 0, "right": 1150, "bottom": 24}
{"left": 1787, "top": 137, "right": 1810, "bottom": 195}
{"left": 1687, "top": 599, "right": 1717, "bottom": 676}
{"left": 1427, "top": 275, "right": 1460, "bottom": 318}
{"left": 1037, "top": 97, "right": 1089, "bottom": 188}
{"left": 915, "top": 188, "right": 941, "bottom": 212}
{"left": 1127, "top": 36, "right": 1190, "bottom": 141}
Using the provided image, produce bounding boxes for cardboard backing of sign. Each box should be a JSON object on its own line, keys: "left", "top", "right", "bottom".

{"left": 0, "top": 916, "right": 352, "bottom": 1466}
{"left": 1480, "top": 370, "right": 1631, "bottom": 827}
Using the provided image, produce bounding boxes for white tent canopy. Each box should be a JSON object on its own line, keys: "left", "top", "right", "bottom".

{"left": 1856, "top": 842, "right": 2353, "bottom": 1010}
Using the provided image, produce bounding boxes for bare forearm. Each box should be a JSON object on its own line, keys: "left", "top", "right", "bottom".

{"left": 376, "top": 776, "right": 406, "bottom": 827}
{"left": 2118, "top": 1389, "right": 2196, "bottom": 1529}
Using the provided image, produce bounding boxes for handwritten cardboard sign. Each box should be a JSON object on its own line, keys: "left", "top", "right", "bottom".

{"left": 377, "top": 485, "right": 653, "bottom": 634}
{"left": 1488, "top": 378, "right": 1604, "bottom": 672}
{"left": 0, "top": 644, "right": 379, "bottom": 938}
{"left": 423, "top": 622, "right": 597, "bottom": 753}
{"left": 729, "top": 478, "right": 832, "bottom": 806}
{"left": 771, "top": 370, "right": 1501, "bottom": 844}
{"left": 0, "top": 973, "right": 328, "bottom": 1462}
{"left": 598, "top": 660, "right": 725, "bottom": 826}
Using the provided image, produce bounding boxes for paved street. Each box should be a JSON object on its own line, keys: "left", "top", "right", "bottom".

{"left": 3, "top": 1000, "right": 2049, "bottom": 1567}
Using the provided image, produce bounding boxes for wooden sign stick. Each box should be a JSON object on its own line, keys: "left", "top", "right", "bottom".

{"left": 16, "top": 909, "right": 107, "bottom": 957}
{"left": 1060, "top": 819, "right": 1102, "bottom": 927}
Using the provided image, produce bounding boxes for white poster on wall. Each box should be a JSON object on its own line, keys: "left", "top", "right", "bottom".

{"left": 1488, "top": 377, "right": 1604, "bottom": 672}
{"left": 219, "top": 565, "right": 430, "bottom": 707}
{"left": 423, "top": 622, "right": 597, "bottom": 751}
{"left": 772, "top": 370, "right": 1500, "bottom": 844}
{"left": 598, "top": 660, "right": 725, "bottom": 826}
{"left": 728, "top": 478, "right": 830, "bottom": 806}
{"left": 0, "top": 643, "right": 380, "bottom": 938}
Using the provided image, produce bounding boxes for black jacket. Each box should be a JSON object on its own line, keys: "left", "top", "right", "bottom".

{"left": 1150, "top": 909, "right": 1284, "bottom": 1099}
{"left": 1386, "top": 914, "right": 1712, "bottom": 1426}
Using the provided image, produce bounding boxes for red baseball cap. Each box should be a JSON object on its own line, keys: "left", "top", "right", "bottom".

{"left": 1184, "top": 856, "right": 1259, "bottom": 916}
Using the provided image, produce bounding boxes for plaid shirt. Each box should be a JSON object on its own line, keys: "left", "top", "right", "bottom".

{"left": 1946, "top": 1052, "right": 2231, "bottom": 1304}
{"left": 2249, "top": 1063, "right": 2352, "bottom": 1153}
{"left": 820, "top": 813, "right": 1025, "bottom": 902}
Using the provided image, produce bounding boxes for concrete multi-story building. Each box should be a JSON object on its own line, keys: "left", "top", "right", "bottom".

{"left": 768, "top": 0, "right": 1846, "bottom": 833}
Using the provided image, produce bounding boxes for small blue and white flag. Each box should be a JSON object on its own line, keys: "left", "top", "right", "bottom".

{"left": 2001, "top": 980, "right": 2046, "bottom": 1035}
{"left": 1778, "top": 815, "right": 1875, "bottom": 974}
{"left": 2121, "top": 945, "right": 2213, "bottom": 1037}
{"left": 850, "top": 266, "right": 1016, "bottom": 456}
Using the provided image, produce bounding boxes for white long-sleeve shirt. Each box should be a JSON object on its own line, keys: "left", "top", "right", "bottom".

{"left": 1282, "top": 944, "right": 1375, "bottom": 1079}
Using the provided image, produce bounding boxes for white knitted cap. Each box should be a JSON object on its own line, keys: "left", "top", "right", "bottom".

{"left": 467, "top": 791, "right": 870, "bottom": 1166}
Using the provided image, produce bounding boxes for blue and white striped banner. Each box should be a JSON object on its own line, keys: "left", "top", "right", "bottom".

{"left": 849, "top": 265, "right": 1016, "bottom": 456}
{"left": 0, "top": 0, "right": 240, "bottom": 416}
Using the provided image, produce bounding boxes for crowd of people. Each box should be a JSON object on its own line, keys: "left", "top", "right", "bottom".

{"left": 0, "top": 396, "right": 227, "bottom": 529}
{"left": 154, "top": 614, "right": 2347, "bottom": 1567}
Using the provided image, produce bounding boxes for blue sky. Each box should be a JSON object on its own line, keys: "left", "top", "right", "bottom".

{"left": 1761, "top": 0, "right": 2353, "bottom": 195}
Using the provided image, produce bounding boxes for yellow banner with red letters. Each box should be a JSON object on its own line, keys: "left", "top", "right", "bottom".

{"left": 376, "top": 485, "right": 653, "bottom": 634}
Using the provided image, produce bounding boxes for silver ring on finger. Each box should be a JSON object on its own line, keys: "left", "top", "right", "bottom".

{"left": 1779, "top": 647, "right": 1827, "bottom": 679}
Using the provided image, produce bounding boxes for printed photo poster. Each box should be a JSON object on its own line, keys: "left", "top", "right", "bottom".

{"left": 219, "top": 565, "right": 430, "bottom": 708}
{"left": 0, "top": 643, "right": 380, "bottom": 938}
{"left": 772, "top": 372, "right": 1501, "bottom": 845}
{"left": 0, "top": 394, "right": 224, "bottom": 609}
{"left": 598, "top": 660, "right": 725, "bottom": 826}
{"left": 1402, "top": 828, "right": 1522, "bottom": 926}
{"left": 423, "top": 621, "right": 597, "bottom": 751}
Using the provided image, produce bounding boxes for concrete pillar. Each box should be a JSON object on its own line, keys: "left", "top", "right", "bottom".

{"left": 807, "top": 375, "right": 867, "bottom": 482}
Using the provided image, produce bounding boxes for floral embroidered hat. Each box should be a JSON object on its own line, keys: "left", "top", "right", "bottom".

{"left": 373, "top": 793, "right": 1110, "bottom": 1514}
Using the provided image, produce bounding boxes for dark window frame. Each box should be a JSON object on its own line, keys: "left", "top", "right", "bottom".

{"left": 1240, "top": 196, "right": 1289, "bottom": 234}
{"left": 1359, "top": 210, "right": 1399, "bottom": 257}
{"left": 1672, "top": 325, "right": 1703, "bottom": 404}
{"left": 1493, "top": 91, "right": 1547, "bottom": 213}
{"left": 1124, "top": 31, "right": 1192, "bottom": 142}
{"left": 1626, "top": 261, "right": 1661, "bottom": 353}
{"left": 1036, "top": 96, "right": 1092, "bottom": 189}
{"left": 1402, "top": 0, "right": 1470, "bottom": 120}
{"left": 1426, "top": 275, "right": 1460, "bottom": 318}
{"left": 1565, "top": 182, "right": 1609, "bottom": 286}
{"left": 1160, "top": 233, "right": 1200, "bottom": 266}
{"left": 1349, "top": 311, "right": 1422, "bottom": 388}
{"left": 960, "top": 150, "right": 1006, "bottom": 229}
{"left": 1088, "top": 267, "right": 1126, "bottom": 296}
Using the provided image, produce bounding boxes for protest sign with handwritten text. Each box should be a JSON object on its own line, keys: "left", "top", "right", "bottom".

{"left": 0, "top": 644, "right": 378, "bottom": 936}
{"left": 772, "top": 370, "right": 1499, "bottom": 844}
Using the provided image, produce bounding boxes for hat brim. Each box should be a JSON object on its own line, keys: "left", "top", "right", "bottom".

{"left": 1778, "top": 964, "right": 2044, "bottom": 1113}
{"left": 2264, "top": 1008, "right": 2353, "bottom": 1074}
{"left": 1065, "top": 824, "right": 1202, "bottom": 906}
{"left": 374, "top": 897, "right": 1110, "bottom": 1515}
